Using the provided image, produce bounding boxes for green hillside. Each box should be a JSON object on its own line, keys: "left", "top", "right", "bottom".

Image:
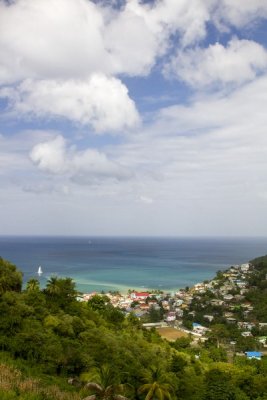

{"left": 0, "top": 256, "right": 267, "bottom": 400}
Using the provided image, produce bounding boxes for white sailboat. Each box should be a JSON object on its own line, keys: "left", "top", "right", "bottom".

{"left": 37, "top": 266, "right": 43, "bottom": 275}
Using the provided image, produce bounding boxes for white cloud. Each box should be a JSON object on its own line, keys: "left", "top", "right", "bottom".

{"left": 1, "top": 0, "right": 267, "bottom": 236}
{"left": 30, "top": 135, "right": 133, "bottom": 182}
{"left": 104, "top": 0, "right": 211, "bottom": 76}
{"left": 0, "top": 0, "right": 211, "bottom": 85}
{"left": 0, "top": 0, "right": 108, "bottom": 84}
{"left": 153, "top": 74, "right": 267, "bottom": 134}
{"left": 2, "top": 73, "right": 267, "bottom": 235}
{"left": 0, "top": 0, "right": 266, "bottom": 86}
{"left": 164, "top": 38, "right": 267, "bottom": 87}
{"left": 213, "top": 0, "right": 267, "bottom": 29}
{"left": 30, "top": 136, "right": 67, "bottom": 174}
{"left": 1, "top": 75, "right": 140, "bottom": 132}
{"left": 0, "top": 129, "right": 54, "bottom": 173}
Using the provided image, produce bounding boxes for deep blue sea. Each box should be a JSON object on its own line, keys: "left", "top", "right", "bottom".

{"left": 0, "top": 236, "right": 266, "bottom": 293}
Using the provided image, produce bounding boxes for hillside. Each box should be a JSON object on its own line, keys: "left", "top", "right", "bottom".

{"left": 1, "top": 256, "right": 267, "bottom": 400}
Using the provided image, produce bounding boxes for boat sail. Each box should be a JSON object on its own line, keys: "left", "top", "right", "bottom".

{"left": 37, "top": 266, "right": 43, "bottom": 275}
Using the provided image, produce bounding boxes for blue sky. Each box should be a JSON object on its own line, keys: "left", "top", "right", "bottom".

{"left": 1, "top": 0, "right": 267, "bottom": 236}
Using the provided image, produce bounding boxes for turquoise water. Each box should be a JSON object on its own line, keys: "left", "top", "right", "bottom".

{"left": 0, "top": 236, "right": 266, "bottom": 293}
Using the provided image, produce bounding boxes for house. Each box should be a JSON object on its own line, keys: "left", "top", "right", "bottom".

{"left": 188, "top": 311, "right": 196, "bottom": 317}
{"left": 204, "top": 315, "right": 214, "bottom": 322}
{"left": 192, "top": 323, "right": 209, "bottom": 334}
{"left": 235, "top": 280, "right": 247, "bottom": 288}
{"left": 175, "top": 308, "right": 183, "bottom": 317}
{"left": 257, "top": 337, "right": 267, "bottom": 345}
{"left": 241, "top": 331, "right": 253, "bottom": 337}
{"left": 240, "top": 263, "right": 250, "bottom": 272}
{"left": 245, "top": 351, "right": 262, "bottom": 360}
{"left": 166, "top": 312, "right": 176, "bottom": 322}
{"left": 174, "top": 299, "right": 183, "bottom": 306}
{"left": 150, "top": 303, "right": 161, "bottom": 311}
{"left": 210, "top": 299, "right": 224, "bottom": 306}
{"left": 142, "top": 322, "right": 163, "bottom": 329}
{"left": 139, "top": 303, "right": 150, "bottom": 311}
{"left": 238, "top": 322, "right": 255, "bottom": 331}
{"left": 82, "top": 292, "right": 97, "bottom": 301}
{"left": 131, "top": 292, "right": 150, "bottom": 300}
{"left": 223, "top": 294, "right": 234, "bottom": 301}
{"left": 226, "top": 317, "right": 237, "bottom": 324}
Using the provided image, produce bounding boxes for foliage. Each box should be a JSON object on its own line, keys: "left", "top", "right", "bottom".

{"left": 138, "top": 366, "right": 174, "bottom": 400}
{"left": 0, "top": 257, "right": 267, "bottom": 400}
{"left": 0, "top": 257, "right": 23, "bottom": 294}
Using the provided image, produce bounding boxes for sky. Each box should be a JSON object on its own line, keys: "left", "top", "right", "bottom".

{"left": 1, "top": 0, "right": 267, "bottom": 237}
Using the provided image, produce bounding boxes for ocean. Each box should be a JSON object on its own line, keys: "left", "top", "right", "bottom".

{"left": 0, "top": 236, "right": 266, "bottom": 293}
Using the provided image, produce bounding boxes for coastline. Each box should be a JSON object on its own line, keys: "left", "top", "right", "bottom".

{"left": 2, "top": 236, "right": 267, "bottom": 294}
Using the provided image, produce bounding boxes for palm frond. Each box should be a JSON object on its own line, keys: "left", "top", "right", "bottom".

{"left": 84, "top": 382, "right": 103, "bottom": 393}
{"left": 138, "top": 383, "right": 152, "bottom": 394}
{"left": 114, "top": 395, "right": 129, "bottom": 400}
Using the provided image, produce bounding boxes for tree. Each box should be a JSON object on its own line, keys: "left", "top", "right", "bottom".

{"left": 147, "top": 307, "right": 163, "bottom": 323}
{"left": 26, "top": 278, "right": 40, "bottom": 292}
{"left": 138, "top": 366, "right": 173, "bottom": 400}
{"left": 170, "top": 354, "right": 187, "bottom": 374}
{"left": 172, "top": 336, "right": 192, "bottom": 351}
{"left": 207, "top": 324, "right": 230, "bottom": 348}
{"left": 44, "top": 276, "right": 78, "bottom": 309}
{"left": 0, "top": 257, "right": 23, "bottom": 294}
{"left": 45, "top": 276, "right": 61, "bottom": 296}
{"left": 81, "top": 365, "right": 129, "bottom": 400}
{"left": 88, "top": 295, "right": 110, "bottom": 312}
{"left": 205, "top": 368, "right": 235, "bottom": 400}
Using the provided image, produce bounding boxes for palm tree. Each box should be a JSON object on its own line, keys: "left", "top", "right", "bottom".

{"left": 82, "top": 365, "right": 129, "bottom": 400}
{"left": 26, "top": 278, "right": 40, "bottom": 292}
{"left": 83, "top": 382, "right": 128, "bottom": 400}
{"left": 45, "top": 276, "right": 61, "bottom": 296}
{"left": 138, "top": 366, "right": 173, "bottom": 400}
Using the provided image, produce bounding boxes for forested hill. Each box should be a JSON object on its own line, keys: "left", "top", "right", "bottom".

{"left": 0, "top": 256, "right": 267, "bottom": 400}
{"left": 245, "top": 255, "right": 267, "bottom": 321}
{"left": 250, "top": 254, "right": 267, "bottom": 272}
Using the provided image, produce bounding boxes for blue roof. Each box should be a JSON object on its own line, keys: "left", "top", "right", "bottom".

{"left": 245, "top": 351, "right": 262, "bottom": 357}
{"left": 193, "top": 323, "right": 202, "bottom": 327}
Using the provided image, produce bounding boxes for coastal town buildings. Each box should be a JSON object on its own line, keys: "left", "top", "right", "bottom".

{"left": 81, "top": 261, "right": 267, "bottom": 356}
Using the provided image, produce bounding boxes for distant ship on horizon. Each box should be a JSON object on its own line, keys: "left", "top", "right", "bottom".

{"left": 37, "top": 266, "right": 43, "bottom": 275}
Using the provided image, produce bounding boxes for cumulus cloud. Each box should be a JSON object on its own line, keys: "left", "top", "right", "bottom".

{"left": 2, "top": 0, "right": 267, "bottom": 236}
{"left": 30, "top": 136, "right": 133, "bottom": 182}
{"left": 0, "top": 0, "right": 211, "bottom": 84}
{"left": 213, "top": 0, "right": 267, "bottom": 30}
{"left": 0, "top": 0, "right": 266, "bottom": 85}
{"left": 164, "top": 38, "right": 267, "bottom": 87}
{"left": 104, "top": 0, "right": 211, "bottom": 76}
{"left": 0, "top": 75, "right": 140, "bottom": 132}
{"left": 0, "top": 0, "right": 108, "bottom": 84}
{"left": 1, "top": 0, "right": 267, "bottom": 134}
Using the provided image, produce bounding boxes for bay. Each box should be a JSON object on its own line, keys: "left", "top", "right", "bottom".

{"left": 0, "top": 236, "right": 266, "bottom": 293}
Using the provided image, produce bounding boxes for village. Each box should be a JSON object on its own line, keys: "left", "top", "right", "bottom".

{"left": 81, "top": 262, "right": 267, "bottom": 361}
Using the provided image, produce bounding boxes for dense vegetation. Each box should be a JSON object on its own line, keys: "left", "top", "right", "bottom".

{"left": 0, "top": 256, "right": 267, "bottom": 399}
{"left": 246, "top": 255, "right": 267, "bottom": 321}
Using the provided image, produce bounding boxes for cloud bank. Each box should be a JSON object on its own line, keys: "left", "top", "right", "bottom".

{"left": 1, "top": 0, "right": 267, "bottom": 235}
